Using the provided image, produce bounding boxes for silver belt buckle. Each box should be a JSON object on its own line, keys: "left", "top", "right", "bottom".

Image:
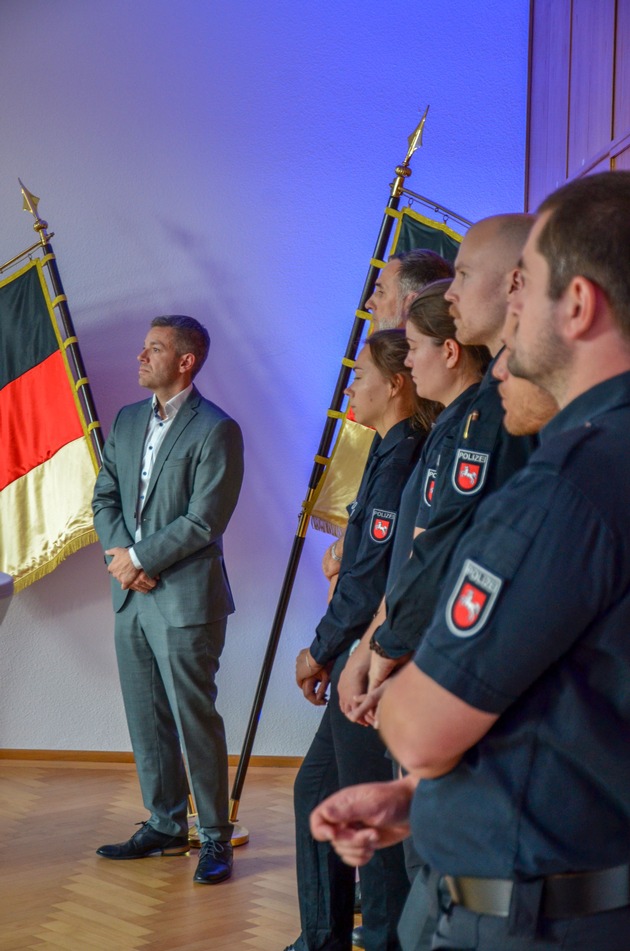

{"left": 445, "top": 876, "right": 513, "bottom": 917}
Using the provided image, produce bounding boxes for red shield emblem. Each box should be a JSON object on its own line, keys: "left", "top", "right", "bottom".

{"left": 446, "top": 559, "right": 502, "bottom": 637}
{"left": 452, "top": 582, "right": 487, "bottom": 629}
{"left": 370, "top": 509, "right": 396, "bottom": 543}
{"left": 423, "top": 468, "right": 437, "bottom": 506}
{"left": 452, "top": 449, "right": 489, "bottom": 496}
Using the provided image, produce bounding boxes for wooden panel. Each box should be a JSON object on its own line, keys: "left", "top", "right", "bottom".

{"left": 567, "top": 0, "right": 615, "bottom": 177}
{"left": 526, "top": 0, "right": 572, "bottom": 210}
{"left": 614, "top": 0, "right": 630, "bottom": 137}
{"left": 527, "top": 0, "right": 630, "bottom": 200}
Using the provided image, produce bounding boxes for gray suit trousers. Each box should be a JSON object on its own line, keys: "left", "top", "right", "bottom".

{"left": 114, "top": 591, "right": 231, "bottom": 842}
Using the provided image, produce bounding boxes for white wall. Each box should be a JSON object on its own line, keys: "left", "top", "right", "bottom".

{"left": 0, "top": 0, "right": 529, "bottom": 756}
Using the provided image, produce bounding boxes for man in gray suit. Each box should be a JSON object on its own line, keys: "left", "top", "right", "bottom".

{"left": 93, "top": 315, "right": 244, "bottom": 884}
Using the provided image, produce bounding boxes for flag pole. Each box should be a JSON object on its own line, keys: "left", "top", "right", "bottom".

{"left": 228, "top": 109, "right": 430, "bottom": 836}
{"left": 18, "top": 181, "right": 104, "bottom": 468}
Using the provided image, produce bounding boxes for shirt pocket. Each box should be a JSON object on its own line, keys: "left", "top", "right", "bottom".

{"left": 163, "top": 454, "right": 193, "bottom": 469}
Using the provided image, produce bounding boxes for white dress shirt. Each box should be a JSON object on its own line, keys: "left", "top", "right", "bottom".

{"left": 129, "top": 384, "right": 193, "bottom": 570}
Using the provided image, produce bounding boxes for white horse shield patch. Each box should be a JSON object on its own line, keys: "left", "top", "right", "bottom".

{"left": 446, "top": 559, "right": 502, "bottom": 637}
{"left": 370, "top": 509, "right": 396, "bottom": 543}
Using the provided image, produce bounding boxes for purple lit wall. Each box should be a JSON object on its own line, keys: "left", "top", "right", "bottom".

{"left": 0, "top": 0, "right": 529, "bottom": 755}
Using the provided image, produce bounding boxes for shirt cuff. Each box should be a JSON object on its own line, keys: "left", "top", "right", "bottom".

{"left": 309, "top": 638, "right": 330, "bottom": 667}
{"left": 128, "top": 547, "right": 143, "bottom": 570}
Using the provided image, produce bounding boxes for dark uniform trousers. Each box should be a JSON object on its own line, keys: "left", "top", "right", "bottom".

{"left": 293, "top": 650, "right": 410, "bottom": 951}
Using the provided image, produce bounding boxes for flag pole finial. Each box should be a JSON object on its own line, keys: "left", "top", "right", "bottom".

{"left": 18, "top": 179, "right": 51, "bottom": 244}
{"left": 392, "top": 105, "right": 429, "bottom": 196}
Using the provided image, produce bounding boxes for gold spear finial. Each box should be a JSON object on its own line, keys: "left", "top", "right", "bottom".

{"left": 404, "top": 105, "right": 429, "bottom": 166}
{"left": 18, "top": 178, "right": 51, "bottom": 244}
{"left": 391, "top": 106, "right": 429, "bottom": 196}
{"left": 19, "top": 179, "right": 40, "bottom": 216}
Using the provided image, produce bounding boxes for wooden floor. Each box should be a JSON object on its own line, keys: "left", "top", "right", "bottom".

{"left": 0, "top": 760, "right": 305, "bottom": 951}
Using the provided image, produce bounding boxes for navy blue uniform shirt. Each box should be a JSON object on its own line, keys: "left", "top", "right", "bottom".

{"left": 387, "top": 384, "right": 480, "bottom": 589}
{"left": 376, "top": 360, "right": 536, "bottom": 658}
{"left": 309, "top": 418, "right": 425, "bottom": 666}
{"left": 412, "top": 370, "right": 630, "bottom": 878}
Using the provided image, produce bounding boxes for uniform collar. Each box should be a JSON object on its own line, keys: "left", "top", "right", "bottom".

{"left": 540, "top": 370, "right": 630, "bottom": 443}
{"left": 435, "top": 382, "right": 480, "bottom": 429}
{"left": 476, "top": 353, "right": 501, "bottom": 394}
{"left": 373, "top": 417, "right": 415, "bottom": 457}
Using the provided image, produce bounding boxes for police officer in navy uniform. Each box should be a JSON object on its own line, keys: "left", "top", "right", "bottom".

{"left": 337, "top": 280, "right": 490, "bottom": 719}
{"left": 288, "top": 329, "right": 436, "bottom": 951}
{"left": 336, "top": 282, "right": 490, "bottom": 951}
{"left": 321, "top": 250, "right": 455, "bottom": 583}
{"left": 364, "top": 215, "right": 537, "bottom": 681}
{"left": 390, "top": 282, "right": 491, "bottom": 568}
{"left": 311, "top": 171, "right": 630, "bottom": 950}
{"left": 337, "top": 219, "right": 538, "bottom": 951}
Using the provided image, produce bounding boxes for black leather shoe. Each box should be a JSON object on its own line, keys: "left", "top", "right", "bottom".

{"left": 96, "top": 821, "right": 190, "bottom": 859}
{"left": 193, "top": 839, "right": 233, "bottom": 884}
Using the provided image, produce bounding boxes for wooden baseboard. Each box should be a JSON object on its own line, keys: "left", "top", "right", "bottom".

{"left": 0, "top": 748, "right": 302, "bottom": 768}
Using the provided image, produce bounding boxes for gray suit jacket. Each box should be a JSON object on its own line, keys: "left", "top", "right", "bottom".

{"left": 92, "top": 387, "right": 244, "bottom": 626}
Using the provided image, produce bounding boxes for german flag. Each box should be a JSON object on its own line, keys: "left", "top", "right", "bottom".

{"left": 0, "top": 260, "right": 98, "bottom": 591}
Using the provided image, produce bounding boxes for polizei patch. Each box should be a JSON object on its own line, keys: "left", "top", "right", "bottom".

{"left": 370, "top": 509, "right": 396, "bottom": 543}
{"left": 446, "top": 559, "right": 502, "bottom": 637}
{"left": 452, "top": 449, "right": 489, "bottom": 495}
{"left": 423, "top": 468, "right": 437, "bottom": 507}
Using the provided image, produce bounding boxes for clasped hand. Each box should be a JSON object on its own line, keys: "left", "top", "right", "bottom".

{"left": 295, "top": 647, "right": 331, "bottom": 706}
{"left": 105, "top": 547, "right": 158, "bottom": 593}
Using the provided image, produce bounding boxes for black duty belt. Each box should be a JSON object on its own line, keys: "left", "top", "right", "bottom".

{"left": 444, "top": 864, "right": 630, "bottom": 919}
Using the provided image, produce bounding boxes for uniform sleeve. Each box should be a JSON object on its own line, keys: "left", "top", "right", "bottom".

{"left": 414, "top": 469, "right": 618, "bottom": 714}
{"left": 376, "top": 411, "right": 535, "bottom": 658}
{"left": 309, "top": 453, "right": 418, "bottom": 666}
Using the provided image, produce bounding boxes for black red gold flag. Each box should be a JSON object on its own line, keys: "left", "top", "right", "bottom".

{"left": 0, "top": 260, "right": 98, "bottom": 590}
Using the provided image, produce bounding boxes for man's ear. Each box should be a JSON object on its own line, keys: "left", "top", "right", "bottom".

{"left": 180, "top": 352, "right": 196, "bottom": 373}
{"left": 401, "top": 292, "right": 417, "bottom": 320}
{"left": 562, "top": 276, "right": 598, "bottom": 341}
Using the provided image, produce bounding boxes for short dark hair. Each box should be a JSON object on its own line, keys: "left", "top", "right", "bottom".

{"left": 538, "top": 171, "right": 630, "bottom": 338}
{"left": 151, "top": 315, "right": 210, "bottom": 377}
{"left": 365, "top": 328, "right": 442, "bottom": 433}
{"left": 390, "top": 248, "right": 454, "bottom": 298}
{"left": 407, "top": 279, "right": 491, "bottom": 376}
